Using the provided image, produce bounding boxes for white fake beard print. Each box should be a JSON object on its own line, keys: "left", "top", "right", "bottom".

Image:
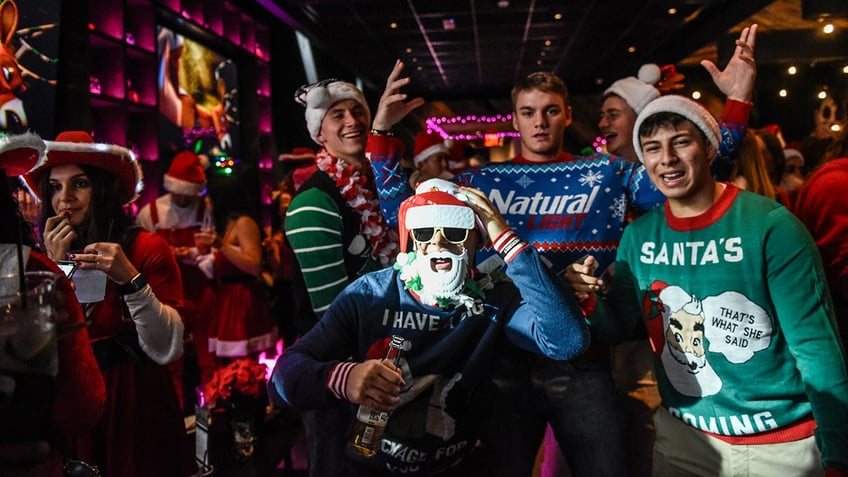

{"left": 413, "top": 248, "right": 469, "bottom": 305}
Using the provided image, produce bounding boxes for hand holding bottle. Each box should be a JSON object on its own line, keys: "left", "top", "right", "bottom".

{"left": 346, "top": 358, "right": 405, "bottom": 412}
{"left": 346, "top": 335, "right": 406, "bottom": 458}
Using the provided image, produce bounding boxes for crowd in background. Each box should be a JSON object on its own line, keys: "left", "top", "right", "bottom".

{"left": 0, "top": 20, "right": 847, "bottom": 477}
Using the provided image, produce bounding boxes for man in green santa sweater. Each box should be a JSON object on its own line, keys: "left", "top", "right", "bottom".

{"left": 567, "top": 94, "right": 848, "bottom": 476}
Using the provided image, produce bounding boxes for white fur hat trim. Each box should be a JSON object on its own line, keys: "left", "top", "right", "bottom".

{"left": 405, "top": 204, "right": 475, "bottom": 230}
{"left": 633, "top": 95, "right": 720, "bottom": 164}
{"left": 604, "top": 64, "right": 661, "bottom": 115}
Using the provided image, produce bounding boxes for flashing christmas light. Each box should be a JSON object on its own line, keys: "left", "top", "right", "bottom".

{"left": 425, "top": 113, "right": 519, "bottom": 142}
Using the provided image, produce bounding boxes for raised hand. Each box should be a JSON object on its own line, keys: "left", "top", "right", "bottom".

{"left": 371, "top": 60, "right": 425, "bottom": 131}
{"left": 701, "top": 24, "right": 757, "bottom": 103}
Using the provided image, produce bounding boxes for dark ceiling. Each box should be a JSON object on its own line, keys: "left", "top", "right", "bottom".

{"left": 264, "top": 0, "right": 848, "bottom": 145}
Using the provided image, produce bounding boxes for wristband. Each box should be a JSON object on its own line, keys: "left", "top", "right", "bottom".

{"left": 118, "top": 273, "right": 148, "bottom": 295}
{"left": 499, "top": 238, "right": 524, "bottom": 259}
{"left": 369, "top": 128, "right": 394, "bottom": 136}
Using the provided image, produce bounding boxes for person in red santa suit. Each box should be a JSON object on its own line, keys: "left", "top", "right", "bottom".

{"left": 136, "top": 151, "right": 217, "bottom": 407}
{"left": 26, "top": 131, "right": 195, "bottom": 477}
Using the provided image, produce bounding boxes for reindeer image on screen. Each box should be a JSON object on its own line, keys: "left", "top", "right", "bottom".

{"left": 0, "top": 0, "right": 28, "bottom": 130}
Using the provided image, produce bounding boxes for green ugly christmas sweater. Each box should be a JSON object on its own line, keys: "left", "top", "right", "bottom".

{"left": 593, "top": 184, "right": 848, "bottom": 469}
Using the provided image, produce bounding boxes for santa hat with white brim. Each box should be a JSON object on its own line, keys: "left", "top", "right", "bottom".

{"left": 398, "top": 178, "right": 488, "bottom": 252}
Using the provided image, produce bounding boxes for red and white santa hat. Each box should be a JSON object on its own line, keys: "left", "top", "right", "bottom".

{"left": 397, "top": 178, "right": 487, "bottom": 252}
{"left": 632, "top": 95, "right": 719, "bottom": 164}
{"left": 164, "top": 151, "right": 207, "bottom": 196}
{"left": 26, "top": 130, "right": 143, "bottom": 205}
{"left": 413, "top": 131, "right": 450, "bottom": 167}
{"left": 604, "top": 64, "right": 662, "bottom": 115}
{"left": 0, "top": 132, "right": 45, "bottom": 176}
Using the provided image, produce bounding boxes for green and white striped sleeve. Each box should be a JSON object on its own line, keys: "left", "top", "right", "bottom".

{"left": 285, "top": 188, "right": 350, "bottom": 317}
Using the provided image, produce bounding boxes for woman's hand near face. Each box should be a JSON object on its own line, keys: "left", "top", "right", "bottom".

{"left": 42, "top": 214, "right": 76, "bottom": 261}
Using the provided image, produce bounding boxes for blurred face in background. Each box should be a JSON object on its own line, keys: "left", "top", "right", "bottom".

{"left": 599, "top": 94, "right": 638, "bottom": 162}
{"left": 418, "top": 152, "right": 450, "bottom": 181}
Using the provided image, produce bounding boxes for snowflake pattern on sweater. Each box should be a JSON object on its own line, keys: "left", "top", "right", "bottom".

{"left": 370, "top": 135, "right": 664, "bottom": 276}
{"left": 369, "top": 98, "right": 749, "bottom": 277}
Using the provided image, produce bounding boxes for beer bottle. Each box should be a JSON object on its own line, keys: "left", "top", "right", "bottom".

{"left": 345, "top": 335, "right": 406, "bottom": 458}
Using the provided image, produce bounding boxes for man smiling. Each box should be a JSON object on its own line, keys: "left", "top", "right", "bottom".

{"left": 368, "top": 60, "right": 663, "bottom": 477}
{"left": 285, "top": 78, "right": 400, "bottom": 476}
{"left": 270, "top": 179, "right": 589, "bottom": 476}
{"left": 569, "top": 95, "right": 848, "bottom": 476}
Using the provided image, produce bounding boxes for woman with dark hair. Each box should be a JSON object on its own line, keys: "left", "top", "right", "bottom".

{"left": 0, "top": 133, "right": 105, "bottom": 477}
{"left": 25, "top": 131, "right": 195, "bottom": 477}
{"left": 200, "top": 172, "right": 277, "bottom": 361}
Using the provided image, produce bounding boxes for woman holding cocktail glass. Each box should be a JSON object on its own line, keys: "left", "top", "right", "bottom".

{"left": 26, "top": 131, "right": 196, "bottom": 477}
{"left": 0, "top": 132, "right": 104, "bottom": 476}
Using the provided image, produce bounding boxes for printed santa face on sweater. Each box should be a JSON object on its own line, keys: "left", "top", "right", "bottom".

{"left": 646, "top": 283, "right": 774, "bottom": 399}
{"left": 659, "top": 285, "right": 722, "bottom": 397}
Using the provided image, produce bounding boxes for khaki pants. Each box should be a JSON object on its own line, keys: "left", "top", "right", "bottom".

{"left": 652, "top": 406, "right": 823, "bottom": 477}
